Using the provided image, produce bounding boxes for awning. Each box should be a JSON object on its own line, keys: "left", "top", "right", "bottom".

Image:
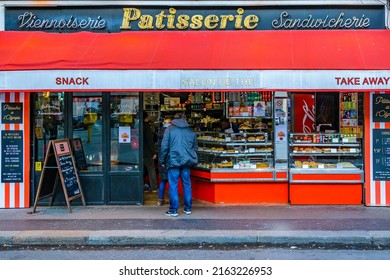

{"left": 1, "top": 30, "right": 390, "bottom": 71}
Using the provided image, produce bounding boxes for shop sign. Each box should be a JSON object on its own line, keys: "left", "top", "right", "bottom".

{"left": 335, "top": 76, "right": 390, "bottom": 86}
{"left": 1, "top": 102, "right": 23, "bottom": 124}
{"left": 4, "top": 6, "right": 385, "bottom": 32}
{"left": 373, "top": 129, "right": 390, "bottom": 181}
{"left": 372, "top": 94, "right": 390, "bottom": 122}
{"left": 1, "top": 130, "right": 23, "bottom": 183}
{"left": 2, "top": 70, "right": 390, "bottom": 91}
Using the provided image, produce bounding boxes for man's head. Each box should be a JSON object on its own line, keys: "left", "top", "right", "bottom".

{"left": 163, "top": 117, "right": 172, "bottom": 124}
{"left": 163, "top": 117, "right": 172, "bottom": 127}
{"left": 174, "top": 112, "right": 186, "bottom": 120}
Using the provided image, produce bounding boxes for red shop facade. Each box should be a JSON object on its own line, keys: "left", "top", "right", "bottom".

{"left": 1, "top": 3, "right": 390, "bottom": 208}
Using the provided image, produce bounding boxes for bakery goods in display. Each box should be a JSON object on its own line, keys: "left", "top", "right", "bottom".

{"left": 256, "top": 163, "right": 269, "bottom": 168}
{"left": 239, "top": 123, "right": 252, "bottom": 130}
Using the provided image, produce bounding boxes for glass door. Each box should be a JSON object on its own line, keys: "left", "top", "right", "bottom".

{"left": 33, "top": 92, "right": 65, "bottom": 162}
{"left": 108, "top": 92, "right": 143, "bottom": 204}
{"left": 72, "top": 94, "right": 103, "bottom": 171}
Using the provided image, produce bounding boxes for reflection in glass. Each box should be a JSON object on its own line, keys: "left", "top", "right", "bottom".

{"left": 110, "top": 93, "right": 140, "bottom": 171}
{"left": 72, "top": 94, "right": 103, "bottom": 171}
{"left": 34, "top": 92, "right": 65, "bottom": 161}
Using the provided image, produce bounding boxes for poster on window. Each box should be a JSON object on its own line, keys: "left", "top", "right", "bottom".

{"left": 119, "top": 126, "right": 131, "bottom": 144}
{"left": 253, "top": 101, "right": 266, "bottom": 117}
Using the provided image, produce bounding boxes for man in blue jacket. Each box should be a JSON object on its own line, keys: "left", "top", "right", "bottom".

{"left": 159, "top": 112, "right": 198, "bottom": 217}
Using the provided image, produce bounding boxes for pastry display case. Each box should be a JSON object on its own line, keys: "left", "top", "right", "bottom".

{"left": 191, "top": 129, "right": 288, "bottom": 204}
{"left": 289, "top": 133, "right": 363, "bottom": 179}
{"left": 189, "top": 92, "right": 289, "bottom": 204}
{"left": 288, "top": 132, "right": 364, "bottom": 205}
{"left": 196, "top": 131, "right": 273, "bottom": 174}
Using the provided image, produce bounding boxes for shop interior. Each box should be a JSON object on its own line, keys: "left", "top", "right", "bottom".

{"left": 31, "top": 90, "right": 364, "bottom": 205}
{"left": 143, "top": 91, "right": 364, "bottom": 204}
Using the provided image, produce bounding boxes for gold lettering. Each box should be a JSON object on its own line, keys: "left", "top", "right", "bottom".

{"left": 375, "top": 110, "right": 390, "bottom": 119}
{"left": 190, "top": 15, "right": 203, "bottom": 29}
{"left": 121, "top": 7, "right": 260, "bottom": 31}
{"left": 375, "top": 96, "right": 390, "bottom": 104}
{"left": 155, "top": 11, "right": 166, "bottom": 29}
{"left": 120, "top": 8, "right": 141, "bottom": 30}
{"left": 3, "top": 114, "right": 21, "bottom": 121}
{"left": 219, "top": 15, "right": 235, "bottom": 29}
{"left": 176, "top": 14, "right": 190, "bottom": 29}
{"left": 167, "top": 8, "right": 177, "bottom": 29}
{"left": 244, "top": 15, "right": 259, "bottom": 29}
{"left": 234, "top": 8, "right": 245, "bottom": 29}
{"left": 3, "top": 104, "right": 21, "bottom": 110}
{"left": 138, "top": 15, "right": 154, "bottom": 30}
{"left": 204, "top": 15, "right": 219, "bottom": 29}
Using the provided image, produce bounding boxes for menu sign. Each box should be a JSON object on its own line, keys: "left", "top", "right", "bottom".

{"left": 1, "top": 102, "right": 23, "bottom": 124}
{"left": 1, "top": 130, "right": 23, "bottom": 182}
{"left": 373, "top": 129, "right": 390, "bottom": 181}
{"left": 32, "top": 139, "right": 86, "bottom": 213}
{"left": 58, "top": 154, "right": 81, "bottom": 197}
{"left": 372, "top": 94, "right": 390, "bottom": 123}
{"left": 71, "top": 138, "right": 88, "bottom": 170}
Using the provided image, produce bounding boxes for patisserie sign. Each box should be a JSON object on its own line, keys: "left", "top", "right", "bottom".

{"left": 5, "top": 6, "right": 384, "bottom": 32}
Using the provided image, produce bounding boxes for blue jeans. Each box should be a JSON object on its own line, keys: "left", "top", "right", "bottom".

{"left": 158, "top": 179, "right": 167, "bottom": 200}
{"left": 168, "top": 167, "right": 192, "bottom": 213}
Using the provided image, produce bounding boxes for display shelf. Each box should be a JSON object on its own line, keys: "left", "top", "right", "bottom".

{"left": 289, "top": 132, "right": 364, "bottom": 183}
{"left": 196, "top": 131, "right": 273, "bottom": 171}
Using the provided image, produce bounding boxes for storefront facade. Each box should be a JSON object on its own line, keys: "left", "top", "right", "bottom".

{"left": 1, "top": 0, "right": 390, "bottom": 208}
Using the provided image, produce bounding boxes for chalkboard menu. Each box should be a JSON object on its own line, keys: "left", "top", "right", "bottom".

{"left": 1, "top": 130, "right": 23, "bottom": 183}
{"left": 32, "top": 139, "right": 86, "bottom": 213}
{"left": 71, "top": 138, "right": 88, "bottom": 170}
{"left": 373, "top": 129, "right": 390, "bottom": 181}
{"left": 58, "top": 154, "right": 81, "bottom": 197}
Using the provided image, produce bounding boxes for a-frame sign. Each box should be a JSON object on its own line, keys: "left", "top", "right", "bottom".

{"left": 32, "top": 139, "right": 86, "bottom": 213}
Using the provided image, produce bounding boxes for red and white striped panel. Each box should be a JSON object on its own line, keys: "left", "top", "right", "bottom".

{"left": 366, "top": 92, "right": 390, "bottom": 206}
{"left": 0, "top": 92, "right": 30, "bottom": 208}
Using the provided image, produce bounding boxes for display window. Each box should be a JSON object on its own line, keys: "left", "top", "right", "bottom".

{"left": 143, "top": 91, "right": 287, "bottom": 174}
{"left": 289, "top": 92, "right": 364, "bottom": 173}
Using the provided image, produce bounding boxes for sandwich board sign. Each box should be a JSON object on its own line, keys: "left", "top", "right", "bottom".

{"left": 32, "top": 139, "right": 86, "bottom": 213}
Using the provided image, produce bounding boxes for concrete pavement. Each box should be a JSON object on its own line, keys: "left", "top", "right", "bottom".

{"left": 1, "top": 203, "right": 390, "bottom": 247}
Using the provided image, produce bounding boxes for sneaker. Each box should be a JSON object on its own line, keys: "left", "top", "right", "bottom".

{"left": 183, "top": 209, "right": 192, "bottom": 215}
{"left": 157, "top": 199, "right": 165, "bottom": 206}
{"left": 150, "top": 187, "right": 158, "bottom": 193}
{"left": 165, "top": 210, "right": 178, "bottom": 217}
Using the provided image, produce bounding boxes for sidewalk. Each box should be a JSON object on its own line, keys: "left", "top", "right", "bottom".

{"left": 1, "top": 203, "right": 390, "bottom": 248}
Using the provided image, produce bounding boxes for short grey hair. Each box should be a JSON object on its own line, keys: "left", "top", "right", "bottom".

{"left": 174, "top": 112, "right": 186, "bottom": 119}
